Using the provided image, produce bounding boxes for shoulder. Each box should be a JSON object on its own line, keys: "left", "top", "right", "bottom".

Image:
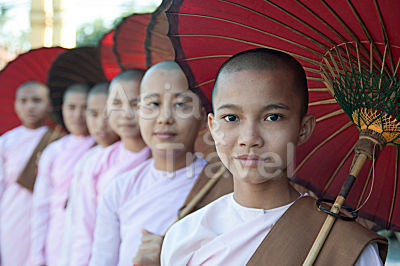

{"left": 165, "top": 193, "right": 232, "bottom": 240}
{"left": 103, "top": 159, "right": 153, "bottom": 198}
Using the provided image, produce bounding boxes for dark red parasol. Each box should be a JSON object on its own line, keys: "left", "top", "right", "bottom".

{"left": 0, "top": 47, "right": 66, "bottom": 134}
{"left": 145, "top": 0, "right": 175, "bottom": 66}
{"left": 114, "top": 13, "right": 151, "bottom": 70}
{"left": 47, "top": 47, "right": 107, "bottom": 125}
{"left": 166, "top": 0, "right": 400, "bottom": 235}
{"left": 99, "top": 29, "right": 121, "bottom": 81}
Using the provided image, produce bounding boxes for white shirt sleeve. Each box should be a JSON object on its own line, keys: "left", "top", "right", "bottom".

{"left": 355, "top": 243, "right": 383, "bottom": 266}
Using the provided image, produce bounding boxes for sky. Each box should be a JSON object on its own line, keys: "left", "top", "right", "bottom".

{"left": 0, "top": 0, "right": 161, "bottom": 52}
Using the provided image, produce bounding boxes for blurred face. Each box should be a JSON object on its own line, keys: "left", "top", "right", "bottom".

{"left": 15, "top": 84, "right": 50, "bottom": 129}
{"left": 62, "top": 92, "right": 89, "bottom": 136}
{"left": 139, "top": 67, "right": 204, "bottom": 158}
{"left": 209, "top": 69, "right": 314, "bottom": 184}
{"left": 107, "top": 80, "right": 141, "bottom": 140}
{"left": 86, "top": 93, "right": 119, "bottom": 147}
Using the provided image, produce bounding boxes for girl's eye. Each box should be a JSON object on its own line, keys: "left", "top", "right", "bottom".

{"left": 223, "top": 115, "right": 238, "bottom": 122}
{"left": 148, "top": 102, "right": 159, "bottom": 107}
{"left": 265, "top": 114, "right": 282, "bottom": 122}
{"left": 175, "top": 103, "right": 185, "bottom": 108}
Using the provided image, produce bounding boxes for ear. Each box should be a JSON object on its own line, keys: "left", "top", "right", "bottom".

{"left": 297, "top": 114, "right": 316, "bottom": 146}
{"left": 207, "top": 113, "right": 216, "bottom": 139}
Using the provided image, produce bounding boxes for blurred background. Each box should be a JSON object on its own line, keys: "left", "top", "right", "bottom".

{"left": 0, "top": 0, "right": 161, "bottom": 70}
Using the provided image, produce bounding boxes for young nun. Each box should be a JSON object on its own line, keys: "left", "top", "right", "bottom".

{"left": 0, "top": 81, "right": 54, "bottom": 266}
{"left": 161, "top": 49, "right": 387, "bottom": 265}
{"left": 59, "top": 82, "right": 119, "bottom": 266}
{"left": 88, "top": 61, "right": 208, "bottom": 266}
{"left": 70, "top": 70, "right": 151, "bottom": 266}
{"left": 30, "top": 83, "right": 95, "bottom": 266}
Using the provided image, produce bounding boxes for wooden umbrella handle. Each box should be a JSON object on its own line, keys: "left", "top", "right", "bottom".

{"left": 303, "top": 153, "right": 368, "bottom": 265}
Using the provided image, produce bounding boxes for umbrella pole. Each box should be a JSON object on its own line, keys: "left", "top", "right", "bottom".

{"left": 303, "top": 129, "right": 386, "bottom": 265}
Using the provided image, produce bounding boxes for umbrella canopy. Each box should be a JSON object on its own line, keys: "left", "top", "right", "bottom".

{"left": 47, "top": 47, "right": 107, "bottom": 125}
{"left": 145, "top": 0, "right": 175, "bottom": 66}
{"left": 0, "top": 47, "right": 66, "bottom": 135}
{"left": 114, "top": 13, "right": 151, "bottom": 70}
{"left": 166, "top": 0, "right": 400, "bottom": 231}
{"left": 99, "top": 29, "right": 121, "bottom": 81}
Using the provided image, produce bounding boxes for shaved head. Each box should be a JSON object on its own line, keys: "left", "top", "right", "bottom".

{"left": 213, "top": 48, "right": 308, "bottom": 116}
{"left": 140, "top": 61, "right": 185, "bottom": 94}
{"left": 16, "top": 81, "right": 49, "bottom": 96}
{"left": 63, "top": 83, "right": 90, "bottom": 102}
{"left": 88, "top": 82, "right": 109, "bottom": 99}
{"left": 110, "top": 69, "right": 145, "bottom": 91}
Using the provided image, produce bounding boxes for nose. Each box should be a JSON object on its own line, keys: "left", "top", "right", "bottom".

{"left": 121, "top": 105, "right": 134, "bottom": 119}
{"left": 238, "top": 121, "right": 264, "bottom": 148}
{"left": 157, "top": 103, "right": 174, "bottom": 125}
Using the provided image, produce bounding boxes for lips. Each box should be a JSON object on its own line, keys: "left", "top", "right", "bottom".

{"left": 154, "top": 131, "right": 177, "bottom": 139}
{"left": 235, "top": 154, "right": 265, "bottom": 167}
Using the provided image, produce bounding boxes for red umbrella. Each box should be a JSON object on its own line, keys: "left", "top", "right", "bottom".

{"left": 99, "top": 29, "right": 121, "bottom": 81}
{"left": 166, "top": 0, "right": 400, "bottom": 235}
{"left": 114, "top": 13, "right": 151, "bottom": 70}
{"left": 47, "top": 47, "right": 107, "bottom": 126}
{"left": 0, "top": 47, "right": 66, "bottom": 135}
{"left": 145, "top": 0, "right": 175, "bottom": 66}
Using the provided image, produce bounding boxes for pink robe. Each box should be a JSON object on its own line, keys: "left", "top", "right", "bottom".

{"left": 59, "top": 145, "right": 104, "bottom": 266}
{"left": 29, "top": 134, "right": 95, "bottom": 266}
{"left": 70, "top": 141, "right": 150, "bottom": 266}
{"left": 0, "top": 126, "right": 47, "bottom": 266}
{"left": 161, "top": 193, "right": 383, "bottom": 266}
{"left": 89, "top": 156, "right": 207, "bottom": 266}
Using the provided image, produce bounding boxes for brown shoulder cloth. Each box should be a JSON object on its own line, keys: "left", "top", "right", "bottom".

{"left": 247, "top": 196, "right": 388, "bottom": 266}
{"left": 16, "top": 126, "right": 64, "bottom": 192}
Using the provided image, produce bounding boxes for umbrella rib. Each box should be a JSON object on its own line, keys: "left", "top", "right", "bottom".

{"left": 346, "top": 0, "right": 390, "bottom": 76}
{"left": 263, "top": 0, "right": 343, "bottom": 50}
{"left": 320, "top": 0, "right": 383, "bottom": 74}
{"left": 387, "top": 146, "right": 399, "bottom": 228}
{"left": 218, "top": 0, "right": 331, "bottom": 52}
{"left": 321, "top": 142, "right": 357, "bottom": 196}
{"left": 356, "top": 163, "right": 374, "bottom": 209}
{"left": 373, "top": 0, "right": 395, "bottom": 73}
{"left": 172, "top": 34, "right": 322, "bottom": 67}
{"left": 294, "top": 121, "right": 353, "bottom": 174}
{"left": 309, "top": 99, "right": 336, "bottom": 106}
{"left": 316, "top": 109, "right": 344, "bottom": 123}
{"left": 173, "top": 12, "right": 325, "bottom": 58}
{"left": 309, "top": 88, "right": 329, "bottom": 92}
{"left": 149, "top": 29, "right": 170, "bottom": 40}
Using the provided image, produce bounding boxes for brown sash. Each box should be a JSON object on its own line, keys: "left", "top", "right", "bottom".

{"left": 247, "top": 196, "right": 388, "bottom": 265}
{"left": 179, "top": 160, "right": 233, "bottom": 217}
{"left": 16, "top": 127, "right": 64, "bottom": 192}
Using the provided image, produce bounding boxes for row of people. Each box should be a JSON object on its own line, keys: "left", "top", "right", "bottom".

{"left": 0, "top": 49, "right": 387, "bottom": 266}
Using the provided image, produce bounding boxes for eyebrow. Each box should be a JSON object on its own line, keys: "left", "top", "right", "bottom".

{"left": 174, "top": 92, "right": 193, "bottom": 101}
{"left": 142, "top": 93, "right": 159, "bottom": 100}
{"left": 216, "top": 103, "right": 290, "bottom": 112}
{"left": 261, "top": 103, "right": 290, "bottom": 112}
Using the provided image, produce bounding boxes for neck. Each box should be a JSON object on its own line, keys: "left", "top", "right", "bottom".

{"left": 233, "top": 173, "right": 300, "bottom": 210}
{"left": 23, "top": 122, "right": 45, "bottom": 130}
{"left": 153, "top": 150, "right": 196, "bottom": 172}
{"left": 122, "top": 136, "right": 147, "bottom": 153}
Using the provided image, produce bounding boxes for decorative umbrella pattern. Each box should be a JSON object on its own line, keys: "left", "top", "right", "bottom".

{"left": 166, "top": 0, "right": 400, "bottom": 232}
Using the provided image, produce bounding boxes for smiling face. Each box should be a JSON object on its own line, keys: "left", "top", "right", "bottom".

{"left": 209, "top": 69, "right": 314, "bottom": 184}
{"left": 86, "top": 93, "right": 119, "bottom": 147}
{"left": 107, "top": 79, "right": 141, "bottom": 140}
{"left": 62, "top": 92, "right": 89, "bottom": 136}
{"left": 139, "top": 66, "right": 204, "bottom": 159}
